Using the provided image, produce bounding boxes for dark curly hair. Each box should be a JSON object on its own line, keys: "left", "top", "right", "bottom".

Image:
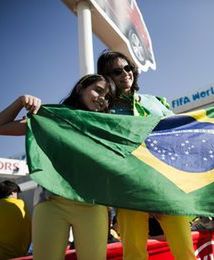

{"left": 97, "top": 50, "right": 139, "bottom": 94}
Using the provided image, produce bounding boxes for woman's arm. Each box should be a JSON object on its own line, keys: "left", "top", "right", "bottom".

{"left": 0, "top": 95, "right": 41, "bottom": 136}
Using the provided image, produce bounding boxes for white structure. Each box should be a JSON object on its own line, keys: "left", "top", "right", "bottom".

{"left": 169, "top": 84, "right": 214, "bottom": 113}
{"left": 76, "top": 1, "right": 94, "bottom": 76}
{"left": 63, "top": 0, "right": 155, "bottom": 72}
{"left": 0, "top": 157, "right": 28, "bottom": 179}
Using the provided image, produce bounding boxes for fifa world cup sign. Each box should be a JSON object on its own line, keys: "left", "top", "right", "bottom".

{"left": 63, "top": 0, "right": 156, "bottom": 72}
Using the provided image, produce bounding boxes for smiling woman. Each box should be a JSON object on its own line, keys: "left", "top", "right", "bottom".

{"left": 0, "top": 73, "right": 116, "bottom": 260}
{"left": 61, "top": 74, "right": 115, "bottom": 112}
{"left": 97, "top": 50, "right": 196, "bottom": 260}
{"left": 62, "top": 74, "right": 115, "bottom": 112}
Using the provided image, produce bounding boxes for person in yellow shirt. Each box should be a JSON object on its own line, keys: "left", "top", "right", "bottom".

{"left": 0, "top": 180, "right": 31, "bottom": 260}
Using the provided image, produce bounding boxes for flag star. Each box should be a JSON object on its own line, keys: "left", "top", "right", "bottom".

{"left": 203, "top": 157, "right": 208, "bottom": 161}
{"left": 185, "top": 140, "right": 189, "bottom": 143}
{"left": 202, "top": 140, "right": 207, "bottom": 143}
{"left": 210, "top": 155, "right": 214, "bottom": 158}
{"left": 185, "top": 151, "right": 189, "bottom": 155}
{"left": 209, "top": 150, "right": 213, "bottom": 154}
{"left": 153, "top": 140, "right": 158, "bottom": 144}
{"left": 171, "top": 157, "right": 175, "bottom": 160}
{"left": 181, "top": 143, "right": 185, "bottom": 146}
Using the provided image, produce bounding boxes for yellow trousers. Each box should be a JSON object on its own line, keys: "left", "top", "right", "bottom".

{"left": 32, "top": 196, "right": 108, "bottom": 260}
{"left": 117, "top": 209, "right": 196, "bottom": 260}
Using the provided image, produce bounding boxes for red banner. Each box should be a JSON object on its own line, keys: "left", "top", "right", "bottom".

{"left": 11, "top": 231, "right": 214, "bottom": 260}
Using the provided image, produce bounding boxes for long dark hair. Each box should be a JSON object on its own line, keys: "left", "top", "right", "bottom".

{"left": 97, "top": 50, "right": 139, "bottom": 94}
{"left": 61, "top": 74, "right": 116, "bottom": 111}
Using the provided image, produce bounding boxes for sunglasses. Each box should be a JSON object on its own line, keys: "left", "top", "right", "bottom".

{"left": 110, "top": 65, "right": 133, "bottom": 76}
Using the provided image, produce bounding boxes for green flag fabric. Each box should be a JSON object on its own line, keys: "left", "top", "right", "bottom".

{"left": 26, "top": 105, "right": 214, "bottom": 217}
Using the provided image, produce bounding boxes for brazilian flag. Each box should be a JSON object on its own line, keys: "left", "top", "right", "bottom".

{"left": 26, "top": 105, "right": 214, "bottom": 216}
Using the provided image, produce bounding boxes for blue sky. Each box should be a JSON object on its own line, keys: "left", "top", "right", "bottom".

{"left": 1, "top": 0, "right": 214, "bottom": 157}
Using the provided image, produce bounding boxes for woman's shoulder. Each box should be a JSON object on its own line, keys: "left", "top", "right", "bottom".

{"left": 134, "top": 93, "right": 160, "bottom": 102}
{"left": 135, "top": 93, "right": 170, "bottom": 108}
{"left": 134, "top": 93, "right": 173, "bottom": 116}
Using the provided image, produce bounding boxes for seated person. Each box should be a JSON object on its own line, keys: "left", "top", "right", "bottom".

{"left": 191, "top": 216, "right": 214, "bottom": 231}
{"left": 149, "top": 217, "right": 164, "bottom": 237}
{"left": 110, "top": 215, "right": 121, "bottom": 242}
{"left": 0, "top": 180, "right": 31, "bottom": 260}
{"left": 108, "top": 208, "right": 120, "bottom": 243}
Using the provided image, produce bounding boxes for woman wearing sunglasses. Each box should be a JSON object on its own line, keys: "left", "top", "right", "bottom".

{"left": 97, "top": 50, "right": 196, "bottom": 260}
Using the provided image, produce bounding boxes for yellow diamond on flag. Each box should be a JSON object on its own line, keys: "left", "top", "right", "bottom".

{"left": 132, "top": 143, "right": 214, "bottom": 193}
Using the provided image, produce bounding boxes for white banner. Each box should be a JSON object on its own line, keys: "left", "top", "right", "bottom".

{"left": 63, "top": 0, "right": 156, "bottom": 72}
{"left": 0, "top": 158, "right": 29, "bottom": 177}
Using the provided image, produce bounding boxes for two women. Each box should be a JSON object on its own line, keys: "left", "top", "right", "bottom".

{"left": 0, "top": 52, "right": 196, "bottom": 260}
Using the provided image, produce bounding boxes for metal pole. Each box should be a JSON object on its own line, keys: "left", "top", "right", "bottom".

{"left": 77, "top": 1, "right": 94, "bottom": 76}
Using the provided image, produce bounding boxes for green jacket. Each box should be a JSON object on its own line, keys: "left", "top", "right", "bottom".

{"left": 134, "top": 93, "right": 174, "bottom": 117}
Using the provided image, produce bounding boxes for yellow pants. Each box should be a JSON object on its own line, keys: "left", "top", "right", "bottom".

{"left": 32, "top": 196, "right": 108, "bottom": 260}
{"left": 117, "top": 209, "right": 196, "bottom": 260}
